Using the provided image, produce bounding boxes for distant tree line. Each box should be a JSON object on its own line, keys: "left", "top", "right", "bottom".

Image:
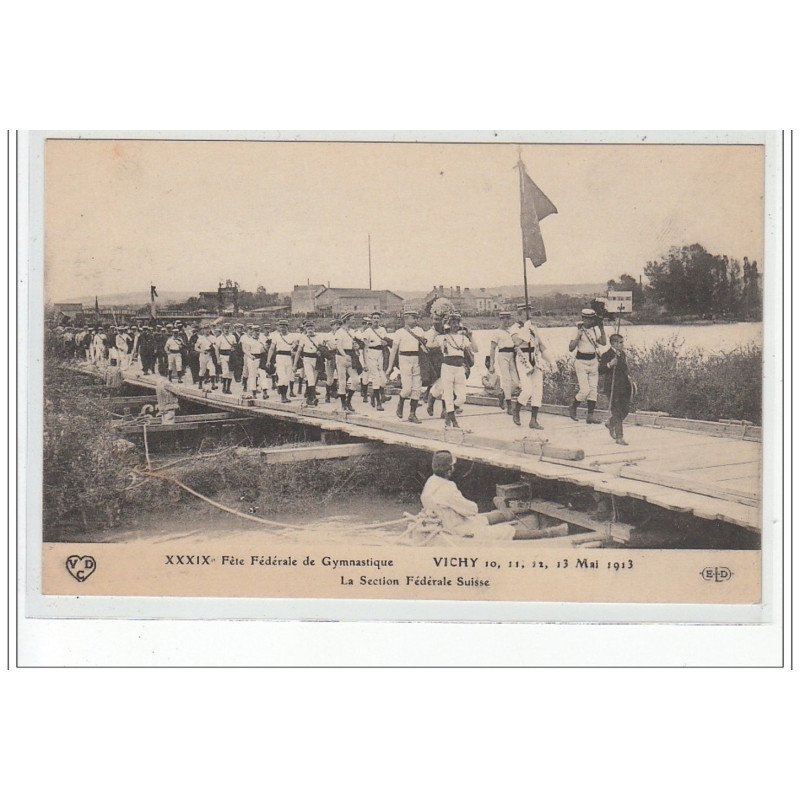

{"left": 604, "top": 244, "right": 761, "bottom": 321}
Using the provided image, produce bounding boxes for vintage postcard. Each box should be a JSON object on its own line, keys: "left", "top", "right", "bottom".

{"left": 20, "top": 131, "right": 781, "bottom": 622}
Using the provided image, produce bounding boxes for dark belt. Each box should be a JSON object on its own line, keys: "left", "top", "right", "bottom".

{"left": 443, "top": 356, "right": 465, "bottom": 367}
{"left": 399, "top": 351, "right": 419, "bottom": 357}
{"left": 276, "top": 351, "right": 292, "bottom": 356}
{"left": 219, "top": 350, "right": 231, "bottom": 355}
{"left": 369, "top": 345, "right": 384, "bottom": 350}
{"left": 576, "top": 351, "right": 596, "bottom": 361}
{"left": 499, "top": 347, "right": 514, "bottom": 353}
{"left": 302, "top": 352, "right": 318, "bottom": 358}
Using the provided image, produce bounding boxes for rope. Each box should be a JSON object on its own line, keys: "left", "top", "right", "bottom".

{"left": 134, "top": 467, "right": 303, "bottom": 530}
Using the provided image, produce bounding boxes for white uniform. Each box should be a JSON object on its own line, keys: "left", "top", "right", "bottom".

{"left": 421, "top": 475, "right": 516, "bottom": 541}
{"left": 245, "top": 335, "right": 267, "bottom": 391}
{"left": 334, "top": 327, "right": 359, "bottom": 395}
{"left": 215, "top": 332, "right": 236, "bottom": 378}
{"left": 361, "top": 325, "right": 388, "bottom": 390}
{"left": 491, "top": 327, "right": 520, "bottom": 400}
{"left": 195, "top": 334, "right": 216, "bottom": 377}
{"left": 296, "top": 332, "right": 320, "bottom": 386}
{"left": 393, "top": 326, "right": 428, "bottom": 401}
{"left": 513, "top": 325, "right": 545, "bottom": 408}
{"left": 165, "top": 335, "right": 183, "bottom": 374}
{"left": 271, "top": 331, "right": 296, "bottom": 388}
{"left": 437, "top": 332, "right": 475, "bottom": 412}
{"left": 573, "top": 326, "right": 601, "bottom": 403}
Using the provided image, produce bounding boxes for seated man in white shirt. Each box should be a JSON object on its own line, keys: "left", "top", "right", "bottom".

{"left": 420, "top": 451, "right": 519, "bottom": 541}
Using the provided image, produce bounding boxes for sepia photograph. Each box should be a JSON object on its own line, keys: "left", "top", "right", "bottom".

{"left": 31, "top": 133, "right": 774, "bottom": 608}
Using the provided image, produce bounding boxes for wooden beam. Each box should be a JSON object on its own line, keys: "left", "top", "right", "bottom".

{"left": 235, "top": 442, "right": 382, "bottom": 464}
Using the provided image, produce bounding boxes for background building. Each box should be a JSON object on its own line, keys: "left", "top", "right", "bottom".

{"left": 313, "top": 287, "right": 404, "bottom": 316}
{"left": 291, "top": 284, "right": 327, "bottom": 315}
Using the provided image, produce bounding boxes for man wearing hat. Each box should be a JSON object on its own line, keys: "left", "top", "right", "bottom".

{"left": 432, "top": 312, "right": 478, "bottom": 428}
{"left": 267, "top": 319, "right": 296, "bottom": 403}
{"left": 215, "top": 322, "right": 237, "bottom": 394}
{"left": 511, "top": 306, "right": 555, "bottom": 429}
{"left": 568, "top": 308, "right": 607, "bottom": 423}
{"left": 137, "top": 324, "right": 158, "bottom": 375}
{"left": 387, "top": 309, "right": 430, "bottom": 423}
{"left": 245, "top": 325, "right": 268, "bottom": 398}
{"left": 332, "top": 314, "right": 359, "bottom": 411}
{"left": 421, "top": 451, "right": 518, "bottom": 541}
{"left": 154, "top": 325, "right": 169, "bottom": 376}
{"left": 194, "top": 325, "right": 218, "bottom": 390}
{"left": 489, "top": 310, "right": 521, "bottom": 415}
{"left": 293, "top": 319, "right": 322, "bottom": 405}
{"left": 322, "top": 318, "right": 339, "bottom": 402}
{"left": 164, "top": 327, "right": 184, "bottom": 382}
{"left": 361, "top": 310, "right": 392, "bottom": 411}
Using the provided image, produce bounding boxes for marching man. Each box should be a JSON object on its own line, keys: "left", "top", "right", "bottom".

{"left": 215, "top": 322, "right": 237, "bottom": 394}
{"left": 247, "top": 325, "right": 269, "bottom": 399}
{"left": 388, "top": 309, "right": 429, "bottom": 424}
{"left": 511, "top": 304, "right": 555, "bottom": 429}
{"left": 568, "top": 307, "right": 607, "bottom": 424}
{"left": 488, "top": 310, "right": 520, "bottom": 415}
{"left": 267, "top": 319, "right": 296, "bottom": 403}
{"left": 292, "top": 319, "right": 322, "bottom": 406}
{"left": 435, "top": 312, "right": 478, "bottom": 429}
{"left": 332, "top": 314, "right": 360, "bottom": 412}
{"left": 164, "top": 327, "right": 184, "bottom": 383}
{"left": 194, "top": 325, "right": 218, "bottom": 391}
{"left": 361, "top": 310, "right": 391, "bottom": 411}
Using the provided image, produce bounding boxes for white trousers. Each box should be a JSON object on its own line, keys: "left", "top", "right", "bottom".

{"left": 302, "top": 356, "right": 318, "bottom": 387}
{"left": 218, "top": 354, "right": 231, "bottom": 378}
{"left": 398, "top": 355, "right": 422, "bottom": 400}
{"left": 246, "top": 355, "right": 262, "bottom": 389}
{"left": 495, "top": 351, "right": 519, "bottom": 399}
{"left": 366, "top": 348, "right": 387, "bottom": 390}
{"left": 517, "top": 364, "right": 544, "bottom": 408}
{"left": 335, "top": 353, "right": 358, "bottom": 395}
{"left": 574, "top": 357, "right": 598, "bottom": 402}
{"left": 275, "top": 353, "right": 294, "bottom": 387}
{"left": 167, "top": 353, "right": 182, "bottom": 374}
{"left": 440, "top": 363, "right": 466, "bottom": 412}
{"left": 198, "top": 351, "right": 215, "bottom": 377}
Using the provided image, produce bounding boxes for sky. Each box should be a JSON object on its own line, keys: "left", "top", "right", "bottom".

{"left": 44, "top": 139, "right": 765, "bottom": 302}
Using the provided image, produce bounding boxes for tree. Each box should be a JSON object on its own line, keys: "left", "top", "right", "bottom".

{"left": 643, "top": 243, "right": 757, "bottom": 319}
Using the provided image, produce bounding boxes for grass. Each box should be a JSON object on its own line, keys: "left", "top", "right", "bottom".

{"left": 543, "top": 338, "right": 762, "bottom": 423}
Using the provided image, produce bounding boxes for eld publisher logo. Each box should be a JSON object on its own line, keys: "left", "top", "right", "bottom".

{"left": 700, "top": 566, "right": 733, "bottom": 583}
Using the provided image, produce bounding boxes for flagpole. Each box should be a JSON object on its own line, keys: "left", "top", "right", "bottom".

{"left": 517, "top": 160, "right": 530, "bottom": 321}
{"left": 368, "top": 234, "right": 372, "bottom": 290}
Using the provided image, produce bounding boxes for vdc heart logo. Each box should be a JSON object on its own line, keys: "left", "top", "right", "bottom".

{"left": 66, "top": 555, "right": 97, "bottom": 582}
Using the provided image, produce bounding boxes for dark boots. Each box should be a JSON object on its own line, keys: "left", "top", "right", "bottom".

{"left": 506, "top": 399, "right": 514, "bottom": 416}
{"left": 361, "top": 384, "right": 369, "bottom": 403}
{"left": 340, "top": 394, "right": 348, "bottom": 410}
{"left": 279, "top": 386, "right": 290, "bottom": 403}
{"left": 445, "top": 410, "right": 459, "bottom": 428}
{"left": 427, "top": 394, "right": 436, "bottom": 416}
{"left": 512, "top": 401, "right": 521, "bottom": 426}
{"left": 345, "top": 390, "right": 356, "bottom": 412}
{"left": 373, "top": 389, "right": 384, "bottom": 411}
{"left": 586, "top": 400, "right": 601, "bottom": 424}
{"left": 569, "top": 399, "right": 579, "bottom": 420}
{"left": 396, "top": 397, "right": 405, "bottom": 419}
{"left": 529, "top": 406, "right": 543, "bottom": 429}
{"left": 408, "top": 399, "right": 422, "bottom": 424}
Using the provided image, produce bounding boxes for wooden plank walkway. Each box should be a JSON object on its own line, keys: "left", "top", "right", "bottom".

{"left": 75, "top": 363, "right": 762, "bottom": 532}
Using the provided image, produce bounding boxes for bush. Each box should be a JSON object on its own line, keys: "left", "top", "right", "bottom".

{"left": 542, "top": 338, "right": 762, "bottom": 423}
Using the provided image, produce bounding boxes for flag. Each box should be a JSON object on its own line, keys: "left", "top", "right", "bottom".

{"left": 149, "top": 285, "right": 158, "bottom": 320}
{"left": 150, "top": 285, "right": 158, "bottom": 301}
{"left": 94, "top": 295, "right": 100, "bottom": 315}
{"left": 519, "top": 161, "right": 557, "bottom": 267}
